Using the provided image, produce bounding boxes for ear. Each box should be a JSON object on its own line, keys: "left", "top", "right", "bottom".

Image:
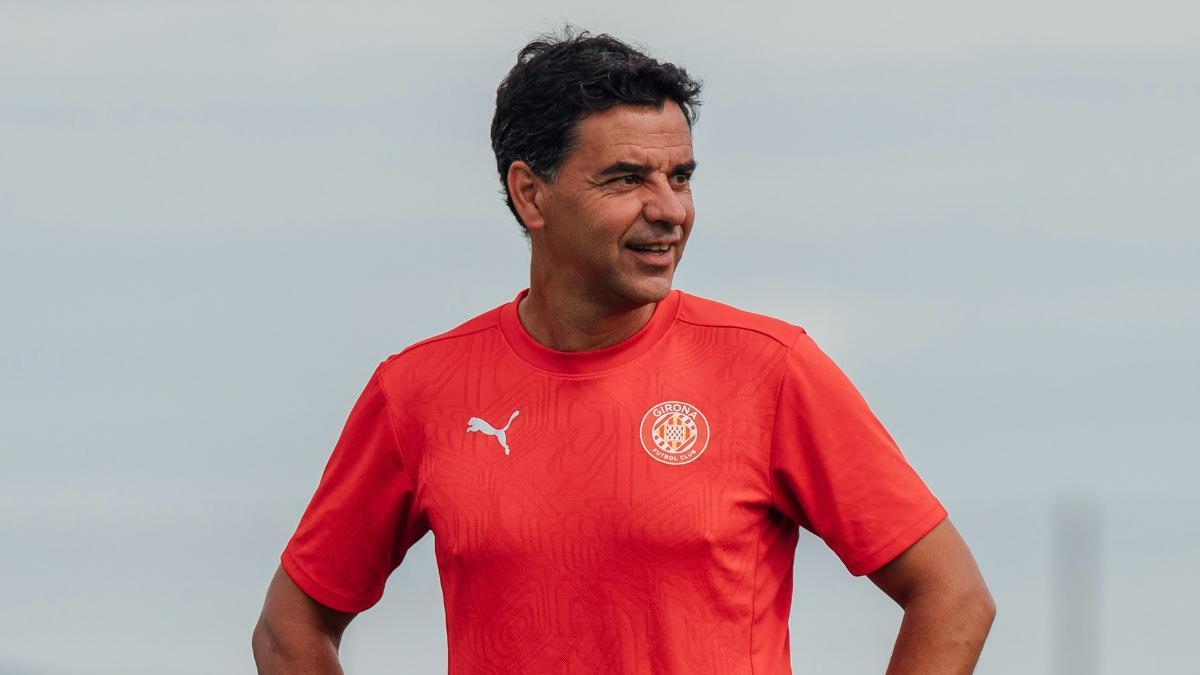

{"left": 507, "top": 160, "right": 549, "bottom": 232}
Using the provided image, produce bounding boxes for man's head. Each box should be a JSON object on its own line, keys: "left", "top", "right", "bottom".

{"left": 491, "top": 30, "right": 703, "bottom": 307}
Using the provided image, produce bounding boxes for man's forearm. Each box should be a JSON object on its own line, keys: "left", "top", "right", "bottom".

{"left": 884, "top": 588, "right": 996, "bottom": 674}
{"left": 252, "top": 621, "right": 345, "bottom": 675}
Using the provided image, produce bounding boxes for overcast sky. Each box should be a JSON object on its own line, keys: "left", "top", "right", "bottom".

{"left": 2, "top": 2, "right": 1197, "bottom": 674}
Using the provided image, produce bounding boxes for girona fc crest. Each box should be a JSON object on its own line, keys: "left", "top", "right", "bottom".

{"left": 639, "top": 400, "right": 711, "bottom": 465}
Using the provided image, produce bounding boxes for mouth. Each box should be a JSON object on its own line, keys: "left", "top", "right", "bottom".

{"left": 625, "top": 241, "right": 677, "bottom": 266}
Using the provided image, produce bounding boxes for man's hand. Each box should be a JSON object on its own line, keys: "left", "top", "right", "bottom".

{"left": 867, "top": 517, "right": 996, "bottom": 674}
{"left": 252, "top": 565, "right": 358, "bottom": 675}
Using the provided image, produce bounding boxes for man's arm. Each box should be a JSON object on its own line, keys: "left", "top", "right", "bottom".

{"left": 252, "top": 565, "right": 358, "bottom": 675}
{"left": 867, "top": 517, "right": 996, "bottom": 675}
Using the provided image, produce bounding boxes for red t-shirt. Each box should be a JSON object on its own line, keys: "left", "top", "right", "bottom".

{"left": 282, "top": 288, "right": 947, "bottom": 674}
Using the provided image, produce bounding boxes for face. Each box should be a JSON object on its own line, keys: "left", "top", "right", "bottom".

{"left": 529, "top": 102, "right": 696, "bottom": 308}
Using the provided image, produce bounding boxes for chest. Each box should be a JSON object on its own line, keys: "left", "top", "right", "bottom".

{"left": 399, "top": 370, "right": 777, "bottom": 572}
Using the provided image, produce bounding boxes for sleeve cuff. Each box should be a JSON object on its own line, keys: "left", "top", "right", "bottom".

{"left": 843, "top": 502, "right": 949, "bottom": 577}
{"left": 280, "top": 549, "right": 381, "bottom": 614}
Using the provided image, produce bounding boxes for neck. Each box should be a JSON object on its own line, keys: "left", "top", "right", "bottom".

{"left": 517, "top": 283, "right": 657, "bottom": 352}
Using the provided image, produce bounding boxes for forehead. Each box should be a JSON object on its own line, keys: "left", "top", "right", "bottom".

{"left": 565, "top": 102, "right": 693, "bottom": 169}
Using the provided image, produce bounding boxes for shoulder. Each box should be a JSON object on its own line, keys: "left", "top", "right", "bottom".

{"left": 675, "top": 290, "right": 808, "bottom": 349}
{"left": 377, "top": 301, "right": 504, "bottom": 378}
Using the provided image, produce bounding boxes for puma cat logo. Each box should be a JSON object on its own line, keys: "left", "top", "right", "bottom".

{"left": 466, "top": 410, "right": 520, "bottom": 456}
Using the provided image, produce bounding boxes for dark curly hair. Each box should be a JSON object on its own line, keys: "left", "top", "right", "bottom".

{"left": 490, "top": 29, "right": 703, "bottom": 234}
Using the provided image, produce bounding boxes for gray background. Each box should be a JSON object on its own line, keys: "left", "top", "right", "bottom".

{"left": 2, "top": 1, "right": 1197, "bottom": 673}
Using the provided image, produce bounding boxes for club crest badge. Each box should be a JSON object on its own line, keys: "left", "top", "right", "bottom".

{"left": 639, "top": 400, "right": 711, "bottom": 465}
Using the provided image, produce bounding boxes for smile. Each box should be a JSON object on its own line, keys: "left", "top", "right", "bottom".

{"left": 628, "top": 243, "right": 671, "bottom": 253}
{"left": 625, "top": 243, "right": 675, "bottom": 265}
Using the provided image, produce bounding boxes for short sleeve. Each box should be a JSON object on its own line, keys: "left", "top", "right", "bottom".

{"left": 769, "top": 333, "right": 947, "bottom": 576}
{"left": 281, "top": 365, "right": 430, "bottom": 613}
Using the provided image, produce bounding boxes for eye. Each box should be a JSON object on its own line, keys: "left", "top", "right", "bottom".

{"left": 617, "top": 175, "right": 641, "bottom": 186}
{"left": 672, "top": 172, "right": 693, "bottom": 185}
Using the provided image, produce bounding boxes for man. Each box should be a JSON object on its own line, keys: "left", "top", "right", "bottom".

{"left": 253, "top": 31, "right": 995, "bottom": 674}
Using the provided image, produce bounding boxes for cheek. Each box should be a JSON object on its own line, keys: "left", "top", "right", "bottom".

{"left": 680, "top": 196, "right": 696, "bottom": 231}
{"left": 680, "top": 190, "right": 696, "bottom": 213}
{"left": 588, "top": 199, "right": 641, "bottom": 240}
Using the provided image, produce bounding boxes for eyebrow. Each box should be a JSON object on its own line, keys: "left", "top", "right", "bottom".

{"left": 596, "top": 159, "right": 698, "bottom": 178}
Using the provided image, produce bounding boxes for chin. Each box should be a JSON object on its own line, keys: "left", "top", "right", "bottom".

{"left": 617, "top": 276, "right": 673, "bottom": 307}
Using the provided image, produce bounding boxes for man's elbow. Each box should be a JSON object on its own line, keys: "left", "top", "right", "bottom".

{"left": 956, "top": 583, "right": 997, "bottom": 632}
{"left": 251, "top": 618, "right": 278, "bottom": 668}
{"left": 906, "top": 576, "right": 996, "bottom": 633}
{"left": 980, "top": 588, "right": 998, "bottom": 625}
{"left": 252, "top": 616, "right": 302, "bottom": 672}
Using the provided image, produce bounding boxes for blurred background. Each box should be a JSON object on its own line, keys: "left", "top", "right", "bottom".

{"left": 2, "top": 1, "right": 1197, "bottom": 673}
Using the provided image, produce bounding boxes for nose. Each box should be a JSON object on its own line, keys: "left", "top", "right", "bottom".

{"left": 642, "top": 177, "right": 689, "bottom": 228}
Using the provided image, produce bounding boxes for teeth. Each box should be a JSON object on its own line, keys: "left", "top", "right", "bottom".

{"left": 631, "top": 244, "right": 670, "bottom": 252}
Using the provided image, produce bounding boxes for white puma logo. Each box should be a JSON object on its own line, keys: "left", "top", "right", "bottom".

{"left": 466, "top": 410, "right": 520, "bottom": 456}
